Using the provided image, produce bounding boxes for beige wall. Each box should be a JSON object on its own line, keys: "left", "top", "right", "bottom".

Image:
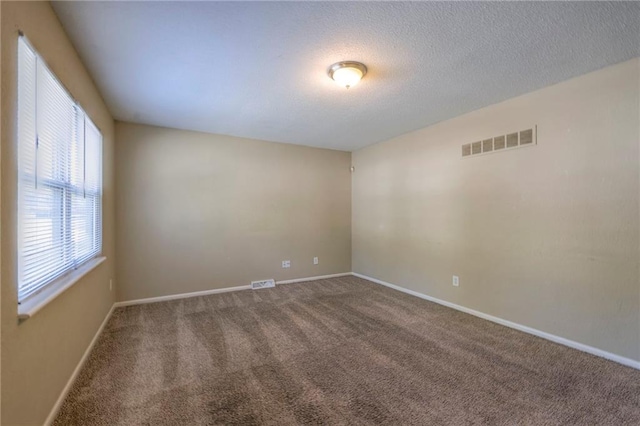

{"left": 352, "top": 59, "right": 640, "bottom": 362}
{"left": 115, "top": 122, "right": 351, "bottom": 301}
{"left": 1, "top": 2, "right": 116, "bottom": 425}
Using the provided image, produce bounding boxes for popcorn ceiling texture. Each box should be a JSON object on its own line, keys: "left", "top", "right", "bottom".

{"left": 53, "top": 277, "right": 640, "bottom": 425}
{"left": 51, "top": 1, "right": 640, "bottom": 151}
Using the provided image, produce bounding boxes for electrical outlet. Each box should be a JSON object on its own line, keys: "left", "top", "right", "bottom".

{"left": 313, "top": 257, "right": 319, "bottom": 265}
{"left": 282, "top": 260, "right": 291, "bottom": 268}
{"left": 110, "top": 279, "right": 113, "bottom": 291}
{"left": 452, "top": 276, "right": 459, "bottom": 287}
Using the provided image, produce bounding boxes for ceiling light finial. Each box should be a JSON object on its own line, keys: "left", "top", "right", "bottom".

{"left": 328, "top": 61, "right": 367, "bottom": 89}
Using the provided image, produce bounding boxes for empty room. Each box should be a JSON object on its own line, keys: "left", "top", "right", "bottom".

{"left": 1, "top": 1, "right": 639, "bottom": 425}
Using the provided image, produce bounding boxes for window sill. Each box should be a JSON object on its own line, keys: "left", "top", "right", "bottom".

{"left": 18, "top": 256, "right": 107, "bottom": 321}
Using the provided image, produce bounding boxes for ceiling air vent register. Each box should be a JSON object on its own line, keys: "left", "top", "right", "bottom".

{"left": 462, "top": 126, "right": 536, "bottom": 158}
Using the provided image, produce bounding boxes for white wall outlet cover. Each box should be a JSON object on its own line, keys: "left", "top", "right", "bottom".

{"left": 282, "top": 260, "right": 291, "bottom": 268}
{"left": 453, "top": 276, "right": 459, "bottom": 287}
{"left": 313, "top": 257, "right": 319, "bottom": 265}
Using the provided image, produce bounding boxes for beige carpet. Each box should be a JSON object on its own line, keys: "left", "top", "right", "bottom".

{"left": 54, "top": 276, "right": 640, "bottom": 425}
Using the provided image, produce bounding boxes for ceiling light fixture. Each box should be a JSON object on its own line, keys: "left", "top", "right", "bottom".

{"left": 328, "top": 61, "right": 367, "bottom": 89}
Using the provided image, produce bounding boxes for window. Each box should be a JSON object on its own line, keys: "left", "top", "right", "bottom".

{"left": 17, "top": 36, "right": 102, "bottom": 302}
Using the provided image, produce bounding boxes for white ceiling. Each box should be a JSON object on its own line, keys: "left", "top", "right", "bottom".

{"left": 52, "top": 1, "right": 640, "bottom": 151}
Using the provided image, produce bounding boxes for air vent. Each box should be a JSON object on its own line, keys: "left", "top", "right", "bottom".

{"left": 461, "top": 126, "right": 536, "bottom": 158}
{"left": 520, "top": 129, "right": 533, "bottom": 145}
{"left": 251, "top": 279, "right": 275, "bottom": 290}
{"left": 506, "top": 133, "right": 518, "bottom": 148}
{"left": 471, "top": 141, "right": 482, "bottom": 154}
{"left": 482, "top": 139, "right": 493, "bottom": 153}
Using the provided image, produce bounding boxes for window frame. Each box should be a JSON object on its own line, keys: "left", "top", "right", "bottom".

{"left": 16, "top": 34, "right": 104, "bottom": 313}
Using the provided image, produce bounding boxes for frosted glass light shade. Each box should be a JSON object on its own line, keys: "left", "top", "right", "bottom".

{"left": 328, "top": 61, "right": 367, "bottom": 89}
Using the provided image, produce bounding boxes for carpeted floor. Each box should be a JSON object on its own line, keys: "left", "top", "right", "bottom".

{"left": 54, "top": 276, "right": 640, "bottom": 425}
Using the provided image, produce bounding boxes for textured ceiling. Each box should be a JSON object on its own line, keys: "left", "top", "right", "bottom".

{"left": 51, "top": 1, "right": 640, "bottom": 151}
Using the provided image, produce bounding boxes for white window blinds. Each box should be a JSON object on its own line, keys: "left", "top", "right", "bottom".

{"left": 17, "top": 36, "right": 102, "bottom": 302}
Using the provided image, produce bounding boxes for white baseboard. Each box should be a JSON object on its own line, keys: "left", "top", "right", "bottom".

{"left": 276, "top": 272, "right": 352, "bottom": 285}
{"left": 352, "top": 272, "right": 640, "bottom": 370}
{"left": 114, "top": 285, "right": 252, "bottom": 307}
{"left": 44, "top": 303, "right": 116, "bottom": 426}
{"left": 113, "top": 273, "right": 354, "bottom": 307}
